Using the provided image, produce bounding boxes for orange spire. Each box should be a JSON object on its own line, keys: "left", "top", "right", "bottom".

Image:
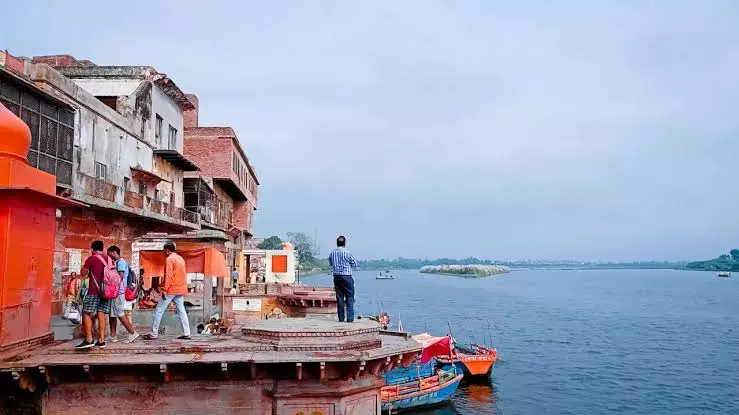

{"left": 0, "top": 103, "right": 31, "bottom": 162}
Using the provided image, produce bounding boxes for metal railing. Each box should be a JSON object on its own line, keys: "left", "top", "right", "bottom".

{"left": 144, "top": 197, "right": 198, "bottom": 225}
{"left": 79, "top": 172, "right": 200, "bottom": 226}
{"left": 187, "top": 202, "right": 231, "bottom": 229}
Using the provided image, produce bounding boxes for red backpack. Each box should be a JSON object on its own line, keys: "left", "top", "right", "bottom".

{"left": 94, "top": 254, "right": 122, "bottom": 300}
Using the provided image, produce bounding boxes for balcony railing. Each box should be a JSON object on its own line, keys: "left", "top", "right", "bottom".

{"left": 84, "top": 176, "right": 117, "bottom": 202}
{"left": 145, "top": 197, "right": 199, "bottom": 225}
{"left": 189, "top": 206, "right": 231, "bottom": 229}
{"left": 78, "top": 173, "right": 199, "bottom": 226}
{"left": 124, "top": 191, "right": 144, "bottom": 209}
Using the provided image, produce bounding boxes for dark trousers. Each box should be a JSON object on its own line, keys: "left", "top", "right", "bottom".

{"left": 333, "top": 275, "right": 355, "bottom": 322}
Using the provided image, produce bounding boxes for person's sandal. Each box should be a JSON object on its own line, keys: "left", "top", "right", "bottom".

{"left": 142, "top": 334, "right": 157, "bottom": 340}
{"left": 177, "top": 335, "right": 192, "bottom": 340}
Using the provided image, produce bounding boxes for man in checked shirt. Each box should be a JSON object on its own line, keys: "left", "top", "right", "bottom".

{"left": 328, "top": 235, "right": 359, "bottom": 322}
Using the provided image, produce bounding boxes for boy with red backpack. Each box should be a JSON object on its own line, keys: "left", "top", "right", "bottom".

{"left": 75, "top": 240, "right": 116, "bottom": 349}
{"left": 106, "top": 246, "right": 140, "bottom": 344}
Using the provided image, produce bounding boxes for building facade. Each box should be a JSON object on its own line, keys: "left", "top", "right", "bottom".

{"left": 182, "top": 94, "right": 260, "bottom": 268}
{"left": 1, "top": 52, "right": 260, "bottom": 313}
{"left": 1, "top": 52, "right": 201, "bottom": 314}
{"left": 37, "top": 58, "right": 200, "bottom": 211}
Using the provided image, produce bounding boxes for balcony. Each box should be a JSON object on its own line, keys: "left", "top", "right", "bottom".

{"left": 124, "top": 191, "right": 144, "bottom": 209}
{"left": 145, "top": 196, "right": 200, "bottom": 224}
{"left": 76, "top": 173, "right": 200, "bottom": 229}
{"left": 153, "top": 149, "right": 199, "bottom": 171}
{"left": 183, "top": 177, "right": 232, "bottom": 230}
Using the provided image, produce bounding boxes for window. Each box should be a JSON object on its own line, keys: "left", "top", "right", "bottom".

{"left": 168, "top": 125, "right": 177, "bottom": 150}
{"left": 155, "top": 115, "right": 163, "bottom": 143}
{"left": 154, "top": 189, "right": 161, "bottom": 200}
{"left": 1, "top": 77, "right": 74, "bottom": 187}
{"left": 123, "top": 177, "right": 130, "bottom": 191}
{"left": 97, "top": 96, "right": 117, "bottom": 111}
{"left": 139, "top": 182, "right": 147, "bottom": 195}
{"left": 95, "top": 162, "right": 107, "bottom": 180}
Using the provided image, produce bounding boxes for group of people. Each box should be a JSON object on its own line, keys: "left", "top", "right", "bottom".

{"left": 69, "top": 234, "right": 359, "bottom": 349}
{"left": 73, "top": 240, "right": 191, "bottom": 349}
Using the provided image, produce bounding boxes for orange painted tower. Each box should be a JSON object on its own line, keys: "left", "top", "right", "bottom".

{"left": 0, "top": 103, "right": 82, "bottom": 351}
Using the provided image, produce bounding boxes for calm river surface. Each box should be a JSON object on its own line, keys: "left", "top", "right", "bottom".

{"left": 303, "top": 269, "right": 739, "bottom": 414}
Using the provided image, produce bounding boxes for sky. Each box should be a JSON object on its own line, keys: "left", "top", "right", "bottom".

{"left": 3, "top": 1, "right": 739, "bottom": 261}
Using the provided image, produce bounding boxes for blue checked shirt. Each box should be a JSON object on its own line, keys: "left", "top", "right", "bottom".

{"left": 328, "top": 247, "right": 358, "bottom": 276}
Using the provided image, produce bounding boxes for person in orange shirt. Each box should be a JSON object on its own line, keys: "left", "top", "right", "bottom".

{"left": 143, "top": 242, "right": 191, "bottom": 340}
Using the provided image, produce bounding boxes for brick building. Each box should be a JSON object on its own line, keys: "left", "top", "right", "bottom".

{"left": 1, "top": 51, "right": 260, "bottom": 313}
{"left": 182, "top": 94, "right": 259, "bottom": 268}
{"left": 0, "top": 52, "right": 207, "bottom": 314}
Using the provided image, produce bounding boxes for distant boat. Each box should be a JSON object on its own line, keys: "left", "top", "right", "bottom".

{"left": 377, "top": 270, "right": 395, "bottom": 280}
{"left": 718, "top": 271, "right": 731, "bottom": 278}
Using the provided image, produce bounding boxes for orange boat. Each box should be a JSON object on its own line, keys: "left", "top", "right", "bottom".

{"left": 437, "top": 343, "right": 498, "bottom": 378}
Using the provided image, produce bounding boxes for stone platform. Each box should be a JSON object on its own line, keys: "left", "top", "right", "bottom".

{"left": 0, "top": 318, "right": 422, "bottom": 415}
{"left": 241, "top": 318, "right": 381, "bottom": 350}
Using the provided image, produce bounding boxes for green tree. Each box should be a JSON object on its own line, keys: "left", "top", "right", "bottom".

{"left": 287, "top": 232, "right": 318, "bottom": 265}
{"left": 730, "top": 249, "right": 739, "bottom": 261}
{"left": 257, "top": 235, "right": 283, "bottom": 250}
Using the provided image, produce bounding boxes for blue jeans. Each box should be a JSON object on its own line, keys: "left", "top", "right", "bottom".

{"left": 333, "top": 275, "right": 355, "bottom": 322}
{"left": 150, "top": 294, "right": 191, "bottom": 337}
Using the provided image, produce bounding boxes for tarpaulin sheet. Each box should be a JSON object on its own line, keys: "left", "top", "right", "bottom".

{"left": 139, "top": 248, "right": 229, "bottom": 278}
{"left": 412, "top": 332, "right": 452, "bottom": 364}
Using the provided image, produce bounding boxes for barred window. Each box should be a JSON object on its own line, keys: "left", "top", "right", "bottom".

{"left": 0, "top": 75, "right": 74, "bottom": 187}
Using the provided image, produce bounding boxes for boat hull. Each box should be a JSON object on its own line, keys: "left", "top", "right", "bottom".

{"left": 437, "top": 349, "right": 497, "bottom": 378}
{"left": 382, "top": 374, "right": 463, "bottom": 412}
{"left": 441, "top": 359, "right": 494, "bottom": 377}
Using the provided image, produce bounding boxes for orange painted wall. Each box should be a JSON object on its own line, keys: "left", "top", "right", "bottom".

{"left": 0, "top": 197, "right": 55, "bottom": 347}
{"left": 271, "top": 255, "right": 288, "bottom": 273}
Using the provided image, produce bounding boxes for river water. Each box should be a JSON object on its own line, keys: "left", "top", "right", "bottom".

{"left": 303, "top": 269, "right": 739, "bottom": 414}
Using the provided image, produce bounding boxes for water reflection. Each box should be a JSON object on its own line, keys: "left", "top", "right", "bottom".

{"left": 456, "top": 382, "right": 497, "bottom": 413}
{"left": 400, "top": 381, "right": 497, "bottom": 415}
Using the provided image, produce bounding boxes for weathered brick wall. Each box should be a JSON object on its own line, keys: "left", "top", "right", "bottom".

{"left": 183, "top": 136, "right": 232, "bottom": 178}
{"left": 183, "top": 94, "right": 198, "bottom": 128}
{"left": 31, "top": 54, "right": 80, "bottom": 68}
{"left": 233, "top": 201, "right": 254, "bottom": 233}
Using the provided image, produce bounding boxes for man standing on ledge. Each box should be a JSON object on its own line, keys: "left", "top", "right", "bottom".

{"left": 143, "top": 242, "right": 191, "bottom": 340}
{"left": 328, "top": 235, "right": 358, "bottom": 322}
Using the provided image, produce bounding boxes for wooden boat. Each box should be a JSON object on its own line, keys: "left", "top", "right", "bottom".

{"left": 718, "top": 271, "right": 731, "bottom": 278}
{"left": 381, "top": 363, "right": 462, "bottom": 412}
{"left": 437, "top": 343, "right": 498, "bottom": 378}
{"left": 380, "top": 333, "right": 461, "bottom": 412}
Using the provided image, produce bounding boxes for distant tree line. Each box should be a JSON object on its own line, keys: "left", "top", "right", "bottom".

{"left": 356, "top": 257, "right": 497, "bottom": 270}
{"left": 256, "top": 235, "right": 690, "bottom": 272}
{"left": 685, "top": 249, "right": 739, "bottom": 272}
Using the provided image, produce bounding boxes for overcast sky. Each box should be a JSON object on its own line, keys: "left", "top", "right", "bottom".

{"left": 4, "top": 1, "right": 739, "bottom": 261}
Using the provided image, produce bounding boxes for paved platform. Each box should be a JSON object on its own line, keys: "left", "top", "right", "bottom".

{"left": 0, "top": 319, "right": 422, "bottom": 369}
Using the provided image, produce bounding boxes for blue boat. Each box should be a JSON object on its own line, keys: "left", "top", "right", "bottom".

{"left": 381, "top": 362, "right": 463, "bottom": 412}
